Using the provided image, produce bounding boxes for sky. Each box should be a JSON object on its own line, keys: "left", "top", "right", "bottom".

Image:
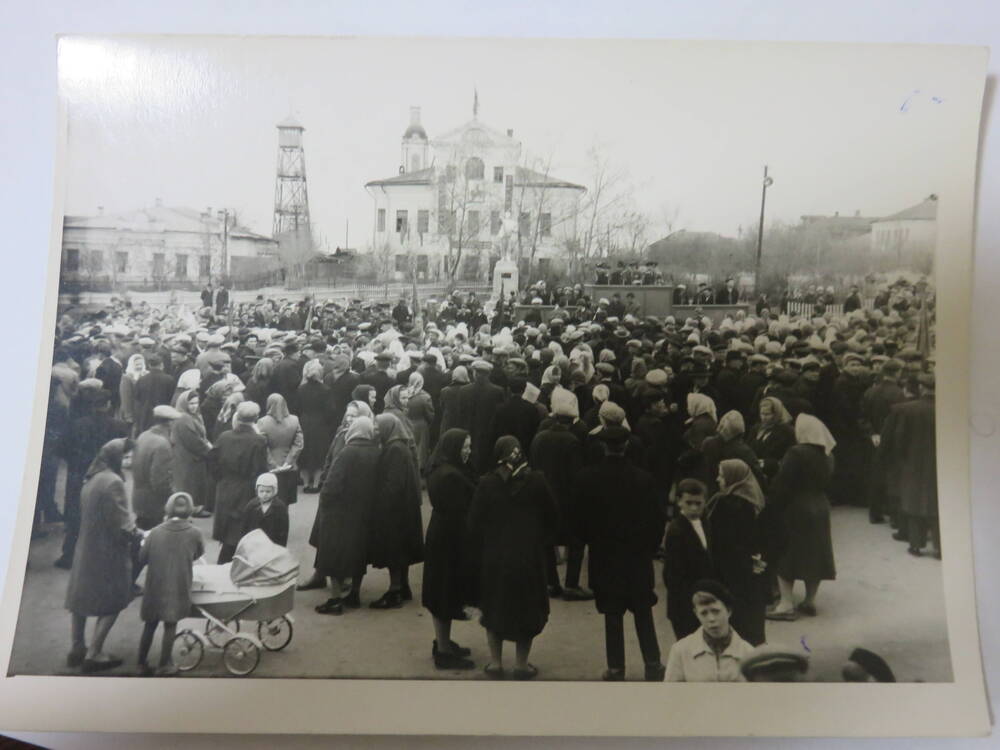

{"left": 58, "top": 36, "right": 973, "bottom": 248}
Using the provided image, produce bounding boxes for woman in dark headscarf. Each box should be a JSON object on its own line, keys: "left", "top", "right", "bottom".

{"left": 296, "top": 359, "right": 333, "bottom": 492}
{"left": 468, "top": 436, "right": 557, "bottom": 680}
{"left": 351, "top": 383, "right": 377, "bottom": 413}
{"left": 366, "top": 413, "right": 425, "bottom": 609}
{"left": 65, "top": 438, "right": 139, "bottom": 673}
{"left": 422, "top": 428, "right": 477, "bottom": 670}
{"left": 704, "top": 458, "right": 769, "bottom": 646}
{"left": 437, "top": 366, "right": 468, "bottom": 435}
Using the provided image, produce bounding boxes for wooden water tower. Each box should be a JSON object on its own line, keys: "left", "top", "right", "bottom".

{"left": 273, "top": 116, "right": 311, "bottom": 237}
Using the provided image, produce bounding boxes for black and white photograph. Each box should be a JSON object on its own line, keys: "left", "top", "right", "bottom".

{"left": 0, "top": 32, "right": 991, "bottom": 737}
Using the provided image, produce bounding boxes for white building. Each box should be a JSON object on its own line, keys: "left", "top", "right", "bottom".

{"left": 61, "top": 201, "right": 278, "bottom": 290}
{"left": 870, "top": 195, "right": 938, "bottom": 257}
{"left": 365, "top": 105, "right": 586, "bottom": 282}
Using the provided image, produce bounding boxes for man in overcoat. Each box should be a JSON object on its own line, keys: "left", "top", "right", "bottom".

{"left": 132, "top": 406, "right": 180, "bottom": 530}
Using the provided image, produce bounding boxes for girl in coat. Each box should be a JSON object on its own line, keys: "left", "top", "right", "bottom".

{"left": 422, "top": 428, "right": 477, "bottom": 670}
{"left": 257, "top": 393, "right": 304, "bottom": 505}
{"left": 406, "top": 372, "right": 436, "bottom": 474}
{"left": 171, "top": 390, "right": 213, "bottom": 511}
{"left": 367, "top": 413, "right": 425, "bottom": 610}
{"left": 295, "top": 359, "right": 333, "bottom": 493}
{"left": 767, "top": 414, "right": 837, "bottom": 620}
{"left": 313, "top": 416, "right": 381, "bottom": 616}
{"left": 239, "top": 472, "right": 289, "bottom": 547}
{"left": 210, "top": 402, "right": 268, "bottom": 563}
{"left": 65, "top": 438, "right": 138, "bottom": 673}
{"left": 469, "top": 436, "right": 557, "bottom": 680}
{"left": 137, "top": 492, "right": 204, "bottom": 676}
{"left": 705, "top": 459, "right": 769, "bottom": 646}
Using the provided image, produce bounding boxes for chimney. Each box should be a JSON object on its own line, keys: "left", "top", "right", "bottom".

{"left": 154, "top": 197, "right": 162, "bottom": 208}
{"left": 97, "top": 206, "right": 104, "bottom": 216}
{"left": 410, "top": 106, "right": 421, "bottom": 126}
{"left": 507, "top": 128, "right": 514, "bottom": 137}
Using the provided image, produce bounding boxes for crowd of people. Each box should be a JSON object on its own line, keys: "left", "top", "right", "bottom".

{"left": 36, "top": 273, "right": 935, "bottom": 680}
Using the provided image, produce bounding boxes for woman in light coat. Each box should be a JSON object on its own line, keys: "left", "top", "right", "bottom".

{"left": 257, "top": 393, "right": 304, "bottom": 506}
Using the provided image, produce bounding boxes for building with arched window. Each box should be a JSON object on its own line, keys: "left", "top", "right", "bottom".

{"left": 365, "top": 105, "right": 586, "bottom": 283}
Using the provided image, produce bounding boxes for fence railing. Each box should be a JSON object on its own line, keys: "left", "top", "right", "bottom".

{"left": 786, "top": 299, "right": 875, "bottom": 317}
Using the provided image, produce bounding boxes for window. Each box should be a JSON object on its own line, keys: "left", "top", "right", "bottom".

{"left": 417, "top": 209, "right": 429, "bottom": 234}
{"left": 518, "top": 211, "right": 531, "bottom": 238}
{"left": 540, "top": 212, "right": 552, "bottom": 237}
{"left": 396, "top": 209, "right": 408, "bottom": 234}
{"left": 494, "top": 166, "right": 504, "bottom": 183}
{"left": 199, "top": 255, "right": 211, "bottom": 278}
{"left": 152, "top": 253, "right": 165, "bottom": 278}
{"left": 89, "top": 249, "right": 103, "bottom": 272}
{"left": 465, "top": 157, "right": 485, "bottom": 180}
{"left": 377, "top": 208, "right": 386, "bottom": 233}
{"left": 410, "top": 154, "right": 421, "bottom": 172}
{"left": 417, "top": 255, "right": 429, "bottom": 274}
{"left": 115, "top": 251, "right": 128, "bottom": 274}
{"left": 491, "top": 210, "right": 501, "bottom": 235}
{"left": 64, "top": 248, "right": 80, "bottom": 272}
{"left": 439, "top": 209, "right": 455, "bottom": 235}
{"left": 175, "top": 253, "right": 188, "bottom": 279}
{"left": 395, "top": 254, "right": 408, "bottom": 273}
{"left": 468, "top": 210, "right": 480, "bottom": 236}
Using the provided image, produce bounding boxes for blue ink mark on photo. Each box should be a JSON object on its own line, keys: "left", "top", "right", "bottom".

{"left": 800, "top": 636, "right": 812, "bottom": 653}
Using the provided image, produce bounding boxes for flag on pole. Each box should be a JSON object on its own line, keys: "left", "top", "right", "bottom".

{"left": 473, "top": 88, "right": 479, "bottom": 118}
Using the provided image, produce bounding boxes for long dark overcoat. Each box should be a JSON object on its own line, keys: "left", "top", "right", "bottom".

{"left": 529, "top": 423, "right": 582, "bottom": 545}
{"left": 662, "top": 514, "right": 715, "bottom": 639}
{"left": 368, "top": 441, "right": 424, "bottom": 569}
{"left": 422, "top": 462, "right": 479, "bottom": 617}
{"left": 210, "top": 426, "right": 268, "bottom": 547}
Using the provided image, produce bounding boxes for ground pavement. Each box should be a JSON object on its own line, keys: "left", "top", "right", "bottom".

{"left": 8, "top": 477, "right": 952, "bottom": 682}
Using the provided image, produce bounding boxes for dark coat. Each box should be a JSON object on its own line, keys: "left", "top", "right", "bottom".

{"left": 171, "top": 414, "right": 213, "bottom": 508}
{"left": 881, "top": 397, "right": 937, "bottom": 518}
{"left": 96, "top": 357, "right": 124, "bottom": 412}
{"left": 134, "top": 369, "right": 177, "bottom": 434}
{"left": 662, "top": 515, "right": 714, "bottom": 639}
{"left": 469, "top": 469, "right": 556, "bottom": 641}
{"left": 702, "top": 435, "right": 767, "bottom": 493}
{"left": 132, "top": 425, "right": 175, "bottom": 528}
{"left": 438, "top": 384, "right": 466, "bottom": 436}
{"left": 368, "top": 440, "right": 425, "bottom": 569}
{"left": 210, "top": 426, "right": 268, "bottom": 547}
{"left": 64, "top": 412, "right": 128, "bottom": 517}
{"left": 244, "top": 377, "right": 275, "bottom": 415}
{"left": 65, "top": 469, "right": 134, "bottom": 616}
{"left": 360, "top": 369, "right": 394, "bottom": 414}
{"left": 315, "top": 438, "right": 380, "bottom": 577}
{"left": 323, "top": 371, "right": 361, "bottom": 432}
{"left": 490, "top": 396, "right": 542, "bottom": 457}
{"left": 240, "top": 497, "right": 290, "bottom": 547}
{"left": 747, "top": 422, "right": 796, "bottom": 482}
{"left": 139, "top": 518, "right": 204, "bottom": 622}
{"left": 572, "top": 456, "right": 666, "bottom": 615}
{"left": 422, "top": 462, "right": 478, "bottom": 617}
{"left": 770, "top": 444, "right": 836, "bottom": 582}
{"left": 705, "top": 494, "right": 767, "bottom": 646}
{"left": 529, "top": 422, "right": 583, "bottom": 544}
{"left": 460, "top": 379, "right": 507, "bottom": 474}
{"left": 296, "top": 380, "right": 334, "bottom": 471}
{"left": 273, "top": 358, "right": 304, "bottom": 413}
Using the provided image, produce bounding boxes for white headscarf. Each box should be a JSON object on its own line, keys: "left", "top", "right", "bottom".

{"left": 795, "top": 413, "right": 837, "bottom": 455}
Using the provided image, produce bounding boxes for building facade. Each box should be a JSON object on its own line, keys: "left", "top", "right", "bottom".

{"left": 870, "top": 195, "right": 938, "bottom": 258}
{"left": 60, "top": 201, "right": 278, "bottom": 291}
{"left": 365, "top": 106, "right": 586, "bottom": 283}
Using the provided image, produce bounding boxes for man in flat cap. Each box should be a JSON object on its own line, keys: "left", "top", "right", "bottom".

{"left": 361, "top": 350, "right": 396, "bottom": 414}
{"left": 132, "top": 405, "right": 182, "bottom": 531}
{"left": 459, "top": 360, "right": 505, "bottom": 474}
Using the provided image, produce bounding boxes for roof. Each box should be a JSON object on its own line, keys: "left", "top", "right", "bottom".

{"left": 365, "top": 166, "right": 436, "bottom": 188}
{"left": 63, "top": 205, "right": 274, "bottom": 241}
{"left": 876, "top": 196, "right": 938, "bottom": 222}
{"left": 403, "top": 123, "right": 428, "bottom": 140}
{"left": 277, "top": 115, "right": 304, "bottom": 130}
{"left": 514, "top": 166, "right": 586, "bottom": 191}
{"left": 799, "top": 215, "right": 877, "bottom": 232}
{"left": 432, "top": 118, "right": 519, "bottom": 147}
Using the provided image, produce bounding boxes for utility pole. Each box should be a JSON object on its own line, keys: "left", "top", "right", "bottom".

{"left": 217, "top": 208, "right": 230, "bottom": 285}
{"left": 754, "top": 165, "right": 774, "bottom": 294}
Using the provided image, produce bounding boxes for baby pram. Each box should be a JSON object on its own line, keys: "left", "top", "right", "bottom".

{"left": 173, "top": 530, "right": 299, "bottom": 676}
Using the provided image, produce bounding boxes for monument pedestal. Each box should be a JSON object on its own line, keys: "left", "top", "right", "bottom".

{"left": 492, "top": 257, "right": 519, "bottom": 302}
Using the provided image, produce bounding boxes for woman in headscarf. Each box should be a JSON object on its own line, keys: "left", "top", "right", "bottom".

{"left": 422, "top": 428, "right": 478, "bottom": 669}
{"left": 747, "top": 396, "right": 797, "bottom": 482}
{"left": 406, "top": 371, "right": 436, "bottom": 474}
{"left": 539, "top": 365, "right": 562, "bottom": 411}
{"left": 212, "top": 392, "right": 245, "bottom": 442}
{"left": 200, "top": 377, "right": 238, "bottom": 438}
{"left": 704, "top": 459, "right": 769, "bottom": 646}
{"left": 65, "top": 438, "right": 139, "bottom": 673}
{"left": 469, "top": 436, "right": 556, "bottom": 680}
{"left": 171, "top": 390, "right": 213, "bottom": 512}
{"left": 324, "top": 353, "right": 360, "bottom": 432}
{"left": 256, "top": 393, "right": 305, "bottom": 504}
{"left": 437, "top": 366, "right": 468, "bottom": 435}
{"left": 702, "top": 410, "right": 767, "bottom": 494}
{"left": 299, "top": 399, "right": 375, "bottom": 595}
{"left": 581, "top": 383, "right": 610, "bottom": 430}
{"left": 350, "top": 383, "right": 378, "bottom": 413}
{"left": 625, "top": 357, "right": 649, "bottom": 401}
{"left": 171, "top": 368, "right": 201, "bottom": 408}
{"left": 118, "top": 354, "right": 146, "bottom": 434}
{"left": 684, "top": 393, "right": 718, "bottom": 450}
{"left": 295, "top": 359, "right": 333, "bottom": 492}
{"left": 366, "top": 413, "right": 425, "bottom": 609}
{"left": 766, "top": 413, "right": 837, "bottom": 620}
{"left": 244, "top": 357, "right": 276, "bottom": 414}
{"left": 313, "top": 416, "right": 381, "bottom": 616}
{"left": 210, "top": 401, "right": 268, "bottom": 564}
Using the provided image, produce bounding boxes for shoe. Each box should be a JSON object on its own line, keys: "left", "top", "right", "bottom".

{"left": 369, "top": 591, "right": 403, "bottom": 609}
{"left": 54, "top": 556, "right": 73, "bottom": 570}
{"left": 193, "top": 509, "right": 212, "bottom": 519}
{"left": 796, "top": 602, "right": 817, "bottom": 617}
{"left": 315, "top": 598, "right": 344, "bottom": 615}
{"left": 433, "top": 649, "right": 475, "bottom": 670}
{"left": 483, "top": 663, "right": 505, "bottom": 680}
{"left": 512, "top": 663, "right": 539, "bottom": 681}
{"left": 66, "top": 649, "right": 86, "bottom": 668}
{"left": 547, "top": 585, "right": 564, "bottom": 598}
{"left": 765, "top": 609, "right": 798, "bottom": 621}
{"left": 644, "top": 662, "right": 666, "bottom": 682}
{"left": 562, "top": 586, "right": 595, "bottom": 602}
{"left": 869, "top": 514, "right": 885, "bottom": 524}
{"left": 433, "top": 640, "right": 472, "bottom": 658}
{"left": 297, "top": 574, "right": 327, "bottom": 591}
{"left": 450, "top": 608, "right": 470, "bottom": 621}
{"left": 156, "top": 664, "right": 180, "bottom": 676}
{"left": 892, "top": 531, "right": 908, "bottom": 542}
{"left": 137, "top": 663, "right": 154, "bottom": 677}
{"left": 81, "top": 656, "right": 123, "bottom": 674}
{"left": 907, "top": 546, "right": 923, "bottom": 557}
{"left": 602, "top": 668, "right": 626, "bottom": 681}
{"left": 400, "top": 584, "right": 413, "bottom": 602}
{"left": 303, "top": 486, "right": 319, "bottom": 494}
{"left": 342, "top": 591, "right": 361, "bottom": 608}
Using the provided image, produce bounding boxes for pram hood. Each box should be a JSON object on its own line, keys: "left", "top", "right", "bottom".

{"left": 229, "top": 529, "right": 299, "bottom": 587}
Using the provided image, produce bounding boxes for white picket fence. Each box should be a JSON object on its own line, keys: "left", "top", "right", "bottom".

{"left": 786, "top": 299, "right": 875, "bottom": 317}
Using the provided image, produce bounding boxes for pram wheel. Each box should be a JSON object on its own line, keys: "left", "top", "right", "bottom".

{"left": 258, "top": 616, "right": 293, "bottom": 651}
{"left": 172, "top": 630, "right": 204, "bottom": 672}
{"left": 206, "top": 618, "right": 240, "bottom": 648}
{"left": 223, "top": 635, "right": 261, "bottom": 676}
